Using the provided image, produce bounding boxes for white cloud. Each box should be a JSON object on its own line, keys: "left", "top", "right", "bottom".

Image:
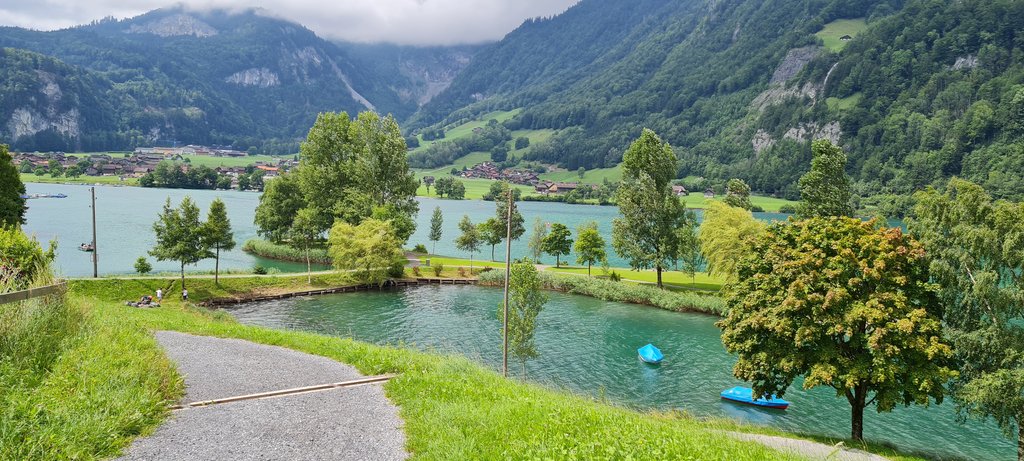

{"left": 0, "top": 0, "right": 579, "bottom": 45}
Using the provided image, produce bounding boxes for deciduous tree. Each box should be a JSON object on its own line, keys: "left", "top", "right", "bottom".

{"left": 722, "top": 178, "right": 752, "bottom": 210}
{"left": 541, "top": 223, "right": 572, "bottom": 267}
{"left": 428, "top": 206, "right": 443, "bottom": 255}
{"left": 719, "top": 217, "right": 954, "bottom": 441}
{"left": 328, "top": 218, "right": 405, "bottom": 285}
{"left": 698, "top": 201, "right": 764, "bottom": 281}
{"left": 149, "top": 197, "right": 213, "bottom": 291}
{"left": 455, "top": 215, "right": 481, "bottom": 272}
{"left": 505, "top": 260, "right": 547, "bottom": 375}
{"left": 479, "top": 218, "right": 504, "bottom": 261}
{"left": 798, "top": 140, "right": 853, "bottom": 218}
{"left": 574, "top": 221, "right": 606, "bottom": 275}
{"left": 910, "top": 178, "right": 1024, "bottom": 459}
{"left": 527, "top": 218, "right": 547, "bottom": 262}
{"left": 0, "top": 145, "right": 26, "bottom": 228}
{"left": 612, "top": 129, "right": 686, "bottom": 288}
{"left": 254, "top": 174, "right": 304, "bottom": 243}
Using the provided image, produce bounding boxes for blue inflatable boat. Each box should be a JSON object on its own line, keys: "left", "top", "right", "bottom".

{"left": 637, "top": 343, "right": 664, "bottom": 364}
{"left": 720, "top": 386, "right": 790, "bottom": 410}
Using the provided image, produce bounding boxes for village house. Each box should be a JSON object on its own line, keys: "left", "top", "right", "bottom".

{"left": 672, "top": 185, "right": 688, "bottom": 196}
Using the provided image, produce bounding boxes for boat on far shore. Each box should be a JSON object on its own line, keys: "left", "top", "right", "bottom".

{"left": 78, "top": 243, "right": 95, "bottom": 252}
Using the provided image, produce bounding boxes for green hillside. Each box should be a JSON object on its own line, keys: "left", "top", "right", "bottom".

{"left": 815, "top": 18, "right": 867, "bottom": 51}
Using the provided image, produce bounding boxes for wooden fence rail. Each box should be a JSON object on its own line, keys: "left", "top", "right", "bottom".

{"left": 0, "top": 282, "right": 67, "bottom": 305}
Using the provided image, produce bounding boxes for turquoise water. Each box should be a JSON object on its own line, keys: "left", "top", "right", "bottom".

{"left": 22, "top": 183, "right": 790, "bottom": 277}
{"left": 229, "top": 285, "right": 1011, "bottom": 461}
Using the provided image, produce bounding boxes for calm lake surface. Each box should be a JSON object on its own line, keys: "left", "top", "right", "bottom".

{"left": 22, "top": 183, "right": 790, "bottom": 277}
{"left": 229, "top": 285, "right": 1011, "bottom": 461}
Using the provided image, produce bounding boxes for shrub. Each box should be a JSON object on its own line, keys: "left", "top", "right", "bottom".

{"left": 609, "top": 271, "right": 621, "bottom": 282}
{"left": 432, "top": 263, "right": 444, "bottom": 277}
{"left": 458, "top": 267, "right": 467, "bottom": 278}
{"left": 242, "top": 239, "right": 331, "bottom": 265}
{"left": 750, "top": 205, "right": 764, "bottom": 212}
{"left": 479, "top": 271, "right": 726, "bottom": 315}
{"left": 412, "top": 244, "right": 428, "bottom": 254}
{"left": 779, "top": 204, "right": 797, "bottom": 214}
{"left": 412, "top": 266, "right": 421, "bottom": 277}
{"left": 0, "top": 227, "right": 55, "bottom": 289}
{"left": 253, "top": 265, "right": 268, "bottom": 275}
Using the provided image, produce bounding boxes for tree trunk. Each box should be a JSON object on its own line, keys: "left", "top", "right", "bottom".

{"left": 556, "top": 255, "right": 560, "bottom": 267}
{"left": 847, "top": 383, "right": 867, "bottom": 441}
{"left": 588, "top": 262, "right": 592, "bottom": 276}
{"left": 180, "top": 262, "right": 185, "bottom": 292}
{"left": 305, "top": 244, "right": 311, "bottom": 284}
{"left": 432, "top": 241, "right": 436, "bottom": 256}
{"left": 470, "top": 255, "right": 474, "bottom": 273}
{"left": 215, "top": 246, "right": 220, "bottom": 285}
{"left": 656, "top": 265, "right": 663, "bottom": 289}
{"left": 491, "top": 244, "right": 496, "bottom": 261}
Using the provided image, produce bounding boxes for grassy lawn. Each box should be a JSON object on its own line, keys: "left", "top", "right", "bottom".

{"left": 540, "top": 164, "right": 624, "bottom": 184}
{"left": 178, "top": 154, "right": 287, "bottom": 168}
{"left": 826, "top": 92, "right": 863, "bottom": 111}
{"left": 411, "top": 109, "right": 522, "bottom": 153}
{"left": 681, "top": 192, "right": 796, "bottom": 212}
{"left": 548, "top": 266, "right": 726, "bottom": 292}
{"left": 34, "top": 276, "right": 927, "bottom": 461}
{"left": 816, "top": 18, "right": 867, "bottom": 52}
{"left": 20, "top": 173, "right": 139, "bottom": 186}
{"left": 414, "top": 175, "right": 535, "bottom": 200}
{"left": 417, "top": 255, "right": 508, "bottom": 270}
{"left": 509, "top": 128, "right": 556, "bottom": 157}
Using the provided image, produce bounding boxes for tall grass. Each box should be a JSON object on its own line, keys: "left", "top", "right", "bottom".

{"left": 0, "top": 264, "right": 181, "bottom": 460}
{"left": 242, "top": 238, "right": 332, "bottom": 265}
{"left": 479, "top": 270, "right": 727, "bottom": 315}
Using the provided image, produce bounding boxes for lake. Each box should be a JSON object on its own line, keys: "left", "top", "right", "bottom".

{"left": 228, "top": 284, "right": 1011, "bottom": 461}
{"left": 22, "top": 183, "right": 790, "bottom": 277}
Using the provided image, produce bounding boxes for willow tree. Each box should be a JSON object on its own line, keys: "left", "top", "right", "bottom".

{"left": 719, "top": 217, "right": 954, "bottom": 441}
{"left": 328, "top": 218, "right": 405, "bottom": 285}
{"left": 612, "top": 129, "right": 686, "bottom": 288}
{"left": 698, "top": 201, "right": 764, "bottom": 281}
{"left": 910, "top": 178, "right": 1024, "bottom": 460}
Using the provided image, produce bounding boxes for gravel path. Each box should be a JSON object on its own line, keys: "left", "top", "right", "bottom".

{"left": 117, "top": 331, "right": 407, "bottom": 461}
{"left": 729, "top": 432, "right": 890, "bottom": 461}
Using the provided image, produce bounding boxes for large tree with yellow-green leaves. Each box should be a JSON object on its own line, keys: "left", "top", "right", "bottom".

{"left": 719, "top": 217, "right": 954, "bottom": 442}
{"left": 327, "top": 218, "right": 405, "bottom": 286}
{"left": 910, "top": 178, "right": 1024, "bottom": 460}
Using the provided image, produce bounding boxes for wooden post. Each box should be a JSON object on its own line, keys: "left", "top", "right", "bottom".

{"left": 502, "top": 187, "right": 513, "bottom": 377}
{"left": 91, "top": 187, "right": 98, "bottom": 278}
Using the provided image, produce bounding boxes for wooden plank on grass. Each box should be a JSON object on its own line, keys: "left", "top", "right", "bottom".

{"left": 0, "top": 282, "right": 67, "bottom": 305}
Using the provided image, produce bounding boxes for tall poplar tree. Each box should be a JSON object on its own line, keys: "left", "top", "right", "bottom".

{"left": 505, "top": 260, "right": 548, "bottom": 376}
{"left": 202, "top": 198, "right": 235, "bottom": 285}
{"left": 0, "top": 145, "right": 26, "bottom": 228}
{"left": 612, "top": 129, "right": 686, "bottom": 288}
{"left": 527, "top": 217, "right": 547, "bottom": 262}
{"left": 428, "top": 206, "right": 443, "bottom": 255}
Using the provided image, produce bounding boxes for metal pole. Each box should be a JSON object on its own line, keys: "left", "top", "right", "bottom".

{"left": 91, "top": 186, "right": 98, "bottom": 278}
{"left": 502, "top": 187, "right": 513, "bottom": 377}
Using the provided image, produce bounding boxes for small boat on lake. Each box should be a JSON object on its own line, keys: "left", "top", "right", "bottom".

{"left": 720, "top": 386, "right": 789, "bottom": 410}
{"left": 637, "top": 343, "right": 664, "bottom": 364}
{"left": 78, "top": 243, "right": 95, "bottom": 252}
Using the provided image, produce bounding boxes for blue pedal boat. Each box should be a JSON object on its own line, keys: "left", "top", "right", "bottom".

{"left": 637, "top": 343, "right": 664, "bottom": 364}
{"left": 720, "top": 386, "right": 790, "bottom": 410}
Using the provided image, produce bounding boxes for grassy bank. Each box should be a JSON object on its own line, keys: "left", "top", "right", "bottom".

{"left": 479, "top": 270, "right": 727, "bottom": 315}
{"left": 242, "top": 238, "right": 332, "bottom": 266}
{"left": 0, "top": 285, "right": 181, "bottom": 460}
{"left": 549, "top": 266, "right": 726, "bottom": 292}
{"left": 20, "top": 173, "right": 139, "bottom": 186}
{"left": 59, "top": 276, "right": 929, "bottom": 460}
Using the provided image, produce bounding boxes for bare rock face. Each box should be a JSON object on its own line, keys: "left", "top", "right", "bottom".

{"left": 128, "top": 14, "right": 218, "bottom": 37}
{"left": 771, "top": 46, "right": 821, "bottom": 84}
{"left": 225, "top": 68, "right": 280, "bottom": 88}
{"left": 752, "top": 129, "right": 775, "bottom": 155}
{"left": 5, "top": 70, "right": 81, "bottom": 141}
{"left": 783, "top": 121, "right": 842, "bottom": 144}
{"left": 953, "top": 55, "right": 978, "bottom": 70}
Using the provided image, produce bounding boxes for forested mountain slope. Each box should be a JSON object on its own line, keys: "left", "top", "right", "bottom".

{"left": 0, "top": 7, "right": 475, "bottom": 153}
{"left": 414, "top": 0, "right": 1024, "bottom": 205}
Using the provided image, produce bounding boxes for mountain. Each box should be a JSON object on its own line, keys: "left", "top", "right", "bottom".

{"left": 0, "top": 7, "right": 478, "bottom": 153}
{"left": 411, "top": 0, "right": 1024, "bottom": 205}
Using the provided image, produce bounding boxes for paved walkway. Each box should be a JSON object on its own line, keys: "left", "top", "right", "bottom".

{"left": 729, "top": 432, "right": 890, "bottom": 461}
{"left": 117, "top": 331, "right": 407, "bottom": 461}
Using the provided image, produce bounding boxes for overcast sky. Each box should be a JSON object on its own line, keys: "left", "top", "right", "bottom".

{"left": 0, "top": 0, "right": 579, "bottom": 45}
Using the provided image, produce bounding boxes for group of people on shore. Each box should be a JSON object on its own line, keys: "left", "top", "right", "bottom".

{"left": 125, "top": 287, "right": 188, "bottom": 308}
